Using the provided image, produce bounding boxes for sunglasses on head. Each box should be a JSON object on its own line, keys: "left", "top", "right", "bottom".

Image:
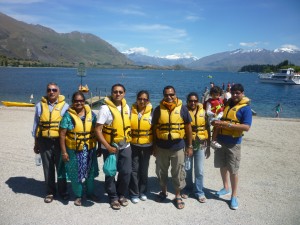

{"left": 47, "top": 88, "right": 58, "bottom": 93}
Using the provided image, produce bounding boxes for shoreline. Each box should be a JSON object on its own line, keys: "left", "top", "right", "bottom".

{"left": 0, "top": 107, "right": 299, "bottom": 225}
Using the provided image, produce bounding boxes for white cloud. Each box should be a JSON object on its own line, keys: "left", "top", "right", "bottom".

{"left": 280, "top": 44, "right": 299, "bottom": 50}
{"left": 185, "top": 15, "right": 200, "bottom": 22}
{"left": 122, "top": 47, "right": 149, "bottom": 55}
{"left": 165, "top": 52, "right": 197, "bottom": 59}
{"left": 101, "top": 5, "right": 146, "bottom": 16}
{"left": 240, "top": 42, "right": 259, "bottom": 47}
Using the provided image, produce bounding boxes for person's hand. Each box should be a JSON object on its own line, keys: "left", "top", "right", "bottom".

{"left": 205, "top": 146, "right": 211, "bottom": 159}
{"left": 61, "top": 153, "right": 69, "bottom": 162}
{"left": 186, "top": 147, "right": 193, "bottom": 157}
{"left": 153, "top": 146, "right": 157, "bottom": 157}
{"left": 96, "top": 147, "right": 102, "bottom": 157}
{"left": 108, "top": 146, "right": 118, "bottom": 154}
{"left": 33, "top": 143, "right": 40, "bottom": 154}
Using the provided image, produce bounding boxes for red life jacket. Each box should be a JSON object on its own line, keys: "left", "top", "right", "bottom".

{"left": 204, "top": 98, "right": 224, "bottom": 115}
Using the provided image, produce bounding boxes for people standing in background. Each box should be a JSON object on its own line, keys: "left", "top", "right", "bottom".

{"left": 32, "top": 82, "right": 69, "bottom": 203}
{"left": 59, "top": 92, "right": 100, "bottom": 206}
{"left": 212, "top": 83, "right": 252, "bottom": 210}
{"left": 273, "top": 103, "right": 283, "bottom": 118}
{"left": 223, "top": 87, "right": 232, "bottom": 105}
{"left": 181, "top": 92, "right": 211, "bottom": 203}
{"left": 152, "top": 85, "right": 193, "bottom": 209}
{"left": 129, "top": 90, "right": 153, "bottom": 204}
{"left": 95, "top": 84, "right": 132, "bottom": 210}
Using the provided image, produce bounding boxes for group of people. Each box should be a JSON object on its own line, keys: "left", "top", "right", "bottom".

{"left": 32, "top": 82, "right": 252, "bottom": 210}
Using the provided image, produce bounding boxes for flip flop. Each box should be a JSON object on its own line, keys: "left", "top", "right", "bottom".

{"left": 181, "top": 193, "right": 189, "bottom": 199}
{"left": 198, "top": 196, "right": 207, "bottom": 203}
{"left": 173, "top": 197, "right": 185, "bottom": 209}
{"left": 74, "top": 198, "right": 82, "bottom": 206}
{"left": 110, "top": 200, "right": 121, "bottom": 210}
{"left": 118, "top": 196, "right": 129, "bottom": 207}
{"left": 44, "top": 194, "right": 54, "bottom": 203}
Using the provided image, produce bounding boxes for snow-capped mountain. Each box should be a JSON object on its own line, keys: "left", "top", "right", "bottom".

{"left": 124, "top": 48, "right": 300, "bottom": 71}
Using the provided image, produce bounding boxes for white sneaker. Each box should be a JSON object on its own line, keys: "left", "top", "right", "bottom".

{"left": 140, "top": 195, "right": 147, "bottom": 201}
{"left": 211, "top": 141, "right": 222, "bottom": 149}
{"left": 131, "top": 197, "right": 139, "bottom": 204}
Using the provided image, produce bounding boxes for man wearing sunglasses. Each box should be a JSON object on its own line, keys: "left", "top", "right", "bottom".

{"left": 95, "top": 83, "right": 132, "bottom": 210}
{"left": 212, "top": 83, "right": 252, "bottom": 210}
{"left": 32, "top": 82, "right": 69, "bottom": 203}
{"left": 152, "top": 85, "right": 193, "bottom": 209}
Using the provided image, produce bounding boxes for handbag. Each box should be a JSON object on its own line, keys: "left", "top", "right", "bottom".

{"left": 103, "top": 154, "right": 117, "bottom": 176}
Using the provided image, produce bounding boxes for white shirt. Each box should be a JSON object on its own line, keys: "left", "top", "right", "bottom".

{"left": 97, "top": 104, "right": 130, "bottom": 149}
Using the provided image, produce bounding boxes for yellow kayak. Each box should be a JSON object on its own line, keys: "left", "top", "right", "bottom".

{"left": 1, "top": 101, "right": 35, "bottom": 107}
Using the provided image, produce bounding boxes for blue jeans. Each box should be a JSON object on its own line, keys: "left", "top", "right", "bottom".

{"left": 184, "top": 147, "right": 205, "bottom": 198}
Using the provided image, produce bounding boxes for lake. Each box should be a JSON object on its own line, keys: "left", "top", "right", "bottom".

{"left": 0, "top": 67, "right": 300, "bottom": 118}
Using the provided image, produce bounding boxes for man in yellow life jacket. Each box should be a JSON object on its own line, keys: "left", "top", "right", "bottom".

{"left": 212, "top": 83, "right": 252, "bottom": 210}
{"left": 32, "top": 82, "right": 69, "bottom": 203}
{"left": 95, "top": 83, "right": 132, "bottom": 210}
{"left": 152, "top": 85, "right": 193, "bottom": 210}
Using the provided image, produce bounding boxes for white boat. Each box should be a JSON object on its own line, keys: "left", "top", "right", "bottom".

{"left": 258, "top": 68, "right": 300, "bottom": 85}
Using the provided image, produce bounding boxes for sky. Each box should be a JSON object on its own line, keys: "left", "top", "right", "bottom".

{"left": 1, "top": 0, "right": 300, "bottom": 59}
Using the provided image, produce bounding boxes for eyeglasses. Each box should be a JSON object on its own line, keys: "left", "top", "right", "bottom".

{"left": 231, "top": 91, "right": 242, "bottom": 96}
{"left": 73, "top": 99, "right": 85, "bottom": 103}
{"left": 47, "top": 88, "right": 58, "bottom": 93}
{"left": 137, "top": 98, "right": 148, "bottom": 102}
{"left": 164, "top": 93, "right": 175, "bottom": 97}
{"left": 188, "top": 100, "right": 198, "bottom": 103}
{"left": 113, "top": 90, "right": 124, "bottom": 94}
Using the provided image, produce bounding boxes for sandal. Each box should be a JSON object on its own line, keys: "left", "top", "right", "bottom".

{"left": 44, "top": 194, "right": 54, "bottom": 203}
{"left": 173, "top": 197, "right": 185, "bottom": 209}
{"left": 74, "top": 198, "right": 82, "bottom": 206}
{"left": 110, "top": 200, "right": 121, "bottom": 210}
{"left": 198, "top": 196, "right": 207, "bottom": 203}
{"left": 156, "top": 192, "right": 168, "bottom": 202}
{"left": 118, "top": 196, "right": 129, "bottom": 207}
{"left": 181, "top": 193, "right": 189, "bottom": 199}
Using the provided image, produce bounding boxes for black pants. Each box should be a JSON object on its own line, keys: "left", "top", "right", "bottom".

{"left": 129, "top": 145, "right": 152, "bottom": 198}
{"left": 38, "top": 137, "right": 67, "bottom": 196}
{"left": 102, "top": 146, "right": 132, "bottom": 202}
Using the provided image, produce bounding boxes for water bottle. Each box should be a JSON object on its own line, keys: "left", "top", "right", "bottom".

{"left": 35, "top": 153, "right": 42, "bottom": 166}
{"left": 184, "top": 156, "right": 191, "bottom": 170}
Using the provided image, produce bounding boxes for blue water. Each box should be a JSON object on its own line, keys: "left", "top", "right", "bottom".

{"left": 0, "top": 67, "right": 300, "bottom": 118}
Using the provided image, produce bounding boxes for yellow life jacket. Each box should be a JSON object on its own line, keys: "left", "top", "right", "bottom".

{"left": 220, "top": 97, "right": 250, "bottom": 137}
{"left": 36, "top": 95, "right": 65, "bottom": 138}
{"left": 189, "top": 103, "right": 208, "bottom": 140}
{"left": 102, "top": 97, "right": 132, "bottom": 144}
{"left": 156, "top": 99, "right": 185, "bottom": 140}
{"left": 130, "top": 103, "right": 153, "bottom": 144}
{"left": 65, "top": 105, "right": 96, "bottom": 151}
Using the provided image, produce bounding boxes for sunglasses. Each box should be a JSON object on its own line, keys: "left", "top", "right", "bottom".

{"left": 47, "top": 88, "right": 58, "bottom": 93}
{"left": 137, "top": 98, "right": 148, "bottom": 102}
{"left": 164, "top": 93, "right": 175, "bottom": 97}
{"left": 188, "top": 100, "right": 198, "bottom": 103}
{"left": 113, "top": 90, "right": 124, "bottom": 94}
{"left": 73, "top": 99, "right": 85, "bottom": 103}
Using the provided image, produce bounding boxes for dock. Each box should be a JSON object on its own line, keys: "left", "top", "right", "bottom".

{"left": 85, "top": 96, "right": 105, "bottom": 106}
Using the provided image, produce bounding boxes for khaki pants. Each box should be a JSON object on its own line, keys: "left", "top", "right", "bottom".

{"left": 156, "top": 147, "right": 186, "bottom": 191}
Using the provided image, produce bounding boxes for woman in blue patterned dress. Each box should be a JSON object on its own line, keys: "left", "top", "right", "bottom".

{"left": 59, "top": 91, "right": 99, "bottom": 206}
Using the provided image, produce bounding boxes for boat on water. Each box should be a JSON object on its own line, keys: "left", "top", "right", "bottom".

{"left": 1, "top": 101, "right": 35, "bottom": 107}
{"left": 79, "top": 84, "right": 89, "bottom": 92}
{"left": 258, "top": 68, "right": 300, "bottom": 85}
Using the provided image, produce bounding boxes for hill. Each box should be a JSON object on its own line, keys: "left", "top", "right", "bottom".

{"left": 0, "top": 12, "right": 132, "bottom": 67}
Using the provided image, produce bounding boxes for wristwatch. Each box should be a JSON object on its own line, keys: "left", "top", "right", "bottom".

{"left": 228, "top": 123, "right": 232, "bottom": 128}
{"left": 187, "top": 145, "right": 193, "bottom": 148}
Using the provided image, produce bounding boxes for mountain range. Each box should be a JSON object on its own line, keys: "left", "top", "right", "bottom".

{"left": 1, "top": 12, "right": 300, "bottom": 71}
